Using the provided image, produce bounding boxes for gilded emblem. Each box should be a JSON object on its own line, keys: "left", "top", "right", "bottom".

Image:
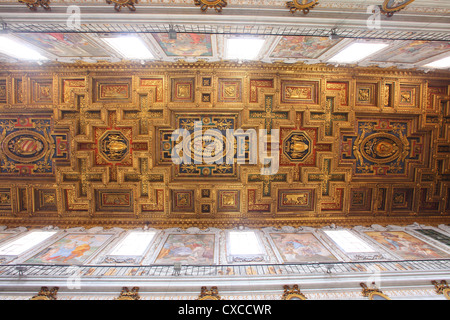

{"left": 30, "top": 287, "right": 58, "bottom": 300}
{"left": 198, "top": 286, "right": 221, "bottom": 300}
{"left": 177, "top": 85, "right": 191, "bottom": 98}
{"left": 99, "top": 84, "right": 129, "bottom": 99}
{"left": 358, "top": 89, "right": 370, "bottom": 102}
{"left": 177, "top": 193, "right": 191, "bottom": 206}
{"left": 194, "top": 0, "right": 227, "bottom": 12}
{"left": 285, "top": 86, "right": 311, "bottom": 99}
{"left": 283, "top": 132, "right": 312, "bottom": 162}
{"left": 282, "top": 193, "right": 308, "bottom": 205}
{"left": 3, "top": 131, "right": 48, "bottom": 163}
{"left": 42, "top": 193, "right": 56, "bottom": 204}
{"left": 401, "top": 91, "right": 412, "bottom": 103}
{"left": 221, "top": 193, "right": 235, "bottom": 206}
{"left": 381, "top": 0, "right": 415, "bottom": 17}
{"left": 224, "top": 85, "right": 236, "bottom": 97}
{"left": 282, "top": 285, "right": 307, "bottom": 300}
{"left": 99, "top": 131, "right": 129, "bottom": 162}
{"left": 106, "top": 0, "right": 138, "bottom": 11}
{"left": 18, "top": 0, "right": 51, "bottom": 10}
{"left": 103, "top": 193, "right": 130, "bottom": 206}
{"left": 286, "top": 0, "right": 319, "bottom": 14}
{"left": 115, "top": 287, "right": 140, "bottom": 300}
{"left": 0, "top": 192, "right": 10, "bottom": 204}
{"left": 360, "top": 133, "right": 402, "bottom": 164}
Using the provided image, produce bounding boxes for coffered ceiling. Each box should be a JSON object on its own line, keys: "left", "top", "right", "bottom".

{"left": 0, "top": 0, "right": 449, "bottom": 70}
{"left": 0, "top": 0, "right": 449, "bottom": 230}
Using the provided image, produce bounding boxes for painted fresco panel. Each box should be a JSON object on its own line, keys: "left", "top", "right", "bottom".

{"left": 154, "top": 234, "right": 215, "bottom": 265}
{"left": 269, "top": 233, "right": 338, "bottom": 262}
{"left": 371, "top": 40, "right": 450, "bottom": 64}
{"left": 415, "top": 229, "right": 450, "bottom": 247}
{"left": 0, "top": 233, "right": 13, "bottom": 242}
{"left": 270, "top": 36, "right": 339, "bottom": 59}
{"left": 25, "top": 234, "right": 112, "bottom": 264}
{"left": 16, "top": 33, "right": 109, "bottom": 57}
{"left": 152, "top": 33, "right": 213, "bottom": 57}
{"left": 365, "top": 231, "right": 450, "bottom": 260}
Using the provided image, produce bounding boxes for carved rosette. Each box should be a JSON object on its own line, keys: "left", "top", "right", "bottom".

{"left": 194, "top": 0, "right": 227, "bottom": 12}
{"left": 286, "top": 0, "right": 319, "bottom": 14}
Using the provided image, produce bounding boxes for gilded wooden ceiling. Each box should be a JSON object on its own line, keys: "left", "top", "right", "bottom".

{"left": 0, "top": 61, "right": 449, "bottom": 229}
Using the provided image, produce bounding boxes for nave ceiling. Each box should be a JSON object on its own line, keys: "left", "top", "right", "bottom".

{"left": 0, "top": 0, "right": 449, "bottom": 229}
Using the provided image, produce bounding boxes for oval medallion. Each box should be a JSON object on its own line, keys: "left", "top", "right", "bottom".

{"left": 184, "top": 130, "right": 229, "bottom": 163}
{"left": 2, "top": 130, "right": 48, "bottom": 163}
{"left": 360, "top": 133, "right": 403, "bottom": 164}
{"left": 382, "top": 0, "right": 415, "bottom": 12}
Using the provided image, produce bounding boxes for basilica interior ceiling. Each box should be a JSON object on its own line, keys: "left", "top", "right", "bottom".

{"left": 0, "top": 0, "right": 449, "bottom": 229}
{"left": 0, "top": 61, "right": 448, "bottom": 229}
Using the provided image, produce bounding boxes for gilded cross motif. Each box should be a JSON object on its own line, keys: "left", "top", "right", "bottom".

{"left": 310, "top": 97, "right": 348, "bottom": 136}
{"left": 421, "top": 159, "right": 450, "bottom": 198}
{"left": 307, "top": 158, "right": 345, "bottom": 196}
{"left": 248, "top": 173, "right": 287, "bottom": 197}
{"left": 249, "top": 95, "right": 289, "bottom": 133}
{"left": 58, "top": 94, "right": 95, "bottom": 136}
{"left": 426, "top": 99, "right": 450, "bottom": 139}
{"left": 124, "top": 158, "right": 164, "bottom": 197}
{"left": 77, "top": 111, "right": 148, "bottom": 182}
{"left": 62, "top": 158, "right": 102, "bottom": 197}
{"left": 123, "top": 94, "right": 164, "bottom": 135}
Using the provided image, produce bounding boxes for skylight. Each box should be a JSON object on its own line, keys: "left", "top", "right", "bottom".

{"left": 225, "top": 38, "right": 265, "bottom": 60}
{"left": 0, "top": 231, "right": 57, "bottom": 256}
{"left": 423, "top": 56, "right": 450, "bottom": 69}
{"left": 0, "top": 36, "right": 48, "bottom": 61}
{"left": 102, "top": 36, "right": 154, "bottom": 60}
{"left": 324, "top": 230, "right": 375, "bottom": 253}
{"left": 328, "top": 42, "right": 388, "bottom": 64}
{"left": 228, "top": 231, "right": 264, "bottom": 255}
{"left": 108, "top": 231, "right": 156, "bottom": 256}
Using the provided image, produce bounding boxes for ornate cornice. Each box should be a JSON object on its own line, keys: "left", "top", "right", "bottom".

{"left": 0, "top": 216, "right": 448, "bottom": 230}
{"left": 0, "top": 61, "right": 449, "bottom": 79}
